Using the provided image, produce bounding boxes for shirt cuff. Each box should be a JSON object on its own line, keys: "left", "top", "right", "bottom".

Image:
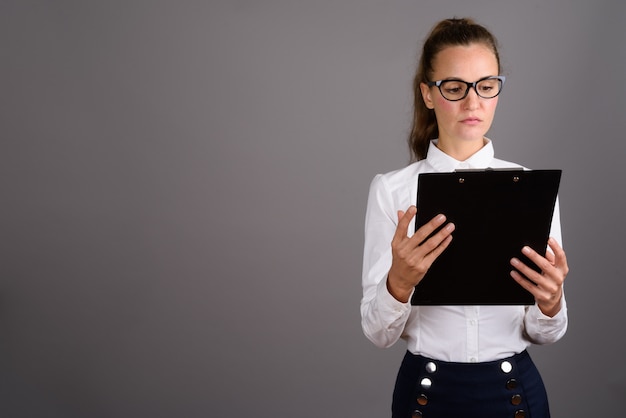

{"left": 376, "top": 276, "right": 413, "bottom": 318}
{"left": 532, "top": 296, "right": 568, "bottom": 321}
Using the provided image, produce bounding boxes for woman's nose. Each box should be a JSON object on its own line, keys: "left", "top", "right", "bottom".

{"left": 462, "top": 87, "right": 480, "bottom": 109}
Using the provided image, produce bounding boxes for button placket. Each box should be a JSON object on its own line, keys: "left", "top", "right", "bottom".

{"left": 464, "top": 306, "right": 479, "bottom": 362}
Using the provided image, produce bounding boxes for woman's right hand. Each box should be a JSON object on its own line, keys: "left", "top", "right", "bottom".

{"left": 387, "top": 206, "right": 455, "bottom": 303}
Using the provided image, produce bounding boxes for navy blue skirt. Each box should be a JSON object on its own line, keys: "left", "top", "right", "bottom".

{"left": 392, "top": 350, "right": 550, "bottom": 418}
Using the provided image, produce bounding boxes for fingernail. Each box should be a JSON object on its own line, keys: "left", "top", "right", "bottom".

{"left": 445, "top": 223, "right": 455, "bottom": 232}
{"left": 511, "top": 258, "right": 519, "bottom": 266}
{"left": 522, "top": 246, "right": 531, "bottom": 255}
{"left": 437, "top": 214, "right": 445, "bottom": 222}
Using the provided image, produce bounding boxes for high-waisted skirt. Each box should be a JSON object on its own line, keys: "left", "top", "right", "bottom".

{"left": 392, "top": 350, "right": 550, "bottom": 418}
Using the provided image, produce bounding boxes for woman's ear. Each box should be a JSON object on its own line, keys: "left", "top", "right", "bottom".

{"left": 420, "top": 82, "right": 435, "bottom": 109}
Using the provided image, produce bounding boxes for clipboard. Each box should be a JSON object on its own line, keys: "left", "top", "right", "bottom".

{"left": 411, "top": 169, "right": 561, "bottom": 305}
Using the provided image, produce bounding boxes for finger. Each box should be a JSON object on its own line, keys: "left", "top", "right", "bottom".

{"left": 422, "top": 234, "right": 454, "bottom": 265}
{"left": 403, "top": 233, "right": 454, "bottom": 278}
{"left": 519, "top": 245, "right": 567, "bottom": 288}
{"left": 511, "top": 270, "right": 563, "bottom": 316}
{"left": 511, "top": 258, "right": 563, "bottom": 293}
{"left": 548, "top": 237, "right": 569, "bottom": 275}
{"left": 510, "top": 269, "right": 548, "bottom": 299}
{"left": 510, "top": 269, "right": 536, "bottom": 292}
{"left": 411, "top": 213, "right": 448, "bottom": 245}
{"left": 417, "top": 221, "right": 455, "bottom": 256}
{"left": 392, "top": 206, "right": 417, "bottom": 243}
{"left": 510, "top": 268, "right": 561, "bottom": 302}
{"left": 510, "top": 265, "right": 555, "bottom": 296}
{"left": 520, "top": 246, "right": 554, "bottom": 275}
{"left": 510, "top": 256, "right": 539, "bottom": 282}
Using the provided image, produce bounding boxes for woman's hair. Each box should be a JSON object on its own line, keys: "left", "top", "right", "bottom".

{"left": 408, "top": 18, "right": 501, "bottom": 161}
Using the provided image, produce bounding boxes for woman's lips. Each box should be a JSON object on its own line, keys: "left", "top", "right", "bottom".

{"left": 461, "top": 117, "right": 481, "bottom": 125}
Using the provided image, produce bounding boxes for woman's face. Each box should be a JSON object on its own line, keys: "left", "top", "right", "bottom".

{"left": 420, "top": 43, "right": 500, "bottom": 155}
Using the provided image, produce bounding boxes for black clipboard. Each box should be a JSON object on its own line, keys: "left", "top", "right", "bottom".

{"left": 411, "top": 169, "right": 561, "bottom": 305}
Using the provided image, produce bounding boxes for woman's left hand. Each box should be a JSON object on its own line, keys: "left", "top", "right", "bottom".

{"left": 510, "top": 237, "right": 569, "bottom": 317}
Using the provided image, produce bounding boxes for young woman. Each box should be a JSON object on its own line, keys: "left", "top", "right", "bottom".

{"left": 361, "top": 18, "right": 569, "bottom": 418}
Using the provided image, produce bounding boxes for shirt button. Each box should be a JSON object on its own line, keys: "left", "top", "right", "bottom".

{"left": 469, "top": 357, "right": 477, "bottom": 363}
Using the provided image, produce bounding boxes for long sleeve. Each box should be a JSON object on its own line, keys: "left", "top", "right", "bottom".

{"left": 523, "top": 300, "right": 568, "bottom": 344}
{"left": 522, "top": 197, "right": 569, "bottom": 344}
{"left": 360, "top": 174, "right": 412, "bottom": 348}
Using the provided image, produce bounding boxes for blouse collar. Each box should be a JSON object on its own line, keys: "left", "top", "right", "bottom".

{"left": 425, "top": 138, "right": 495, "bottom": 172}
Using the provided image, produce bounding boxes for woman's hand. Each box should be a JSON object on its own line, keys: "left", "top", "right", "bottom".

{"left": 387, "top": 206, "right": 455, "bottom": 303}
{"left": 510, "top": 238, "right": 569, "bottom": 317}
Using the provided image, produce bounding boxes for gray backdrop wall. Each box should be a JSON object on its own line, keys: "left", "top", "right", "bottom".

{"left": 2, "top": 1, "right": 625, "bottom": 417}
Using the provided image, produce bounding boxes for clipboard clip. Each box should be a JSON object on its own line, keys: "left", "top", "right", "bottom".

{"left": 454, "top": 167, "right": 523, "bottom": 184}
{"left": 454, "top": 167, "right": 521, "bottom": 172}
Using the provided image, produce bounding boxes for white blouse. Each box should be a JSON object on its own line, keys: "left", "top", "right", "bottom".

{"left": 361, "top": 139, "right": 568, "bottom": 362}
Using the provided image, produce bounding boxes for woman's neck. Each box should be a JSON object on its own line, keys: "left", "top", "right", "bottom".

{"left": 436, "top": 137, "right": 487, "bottom": 161}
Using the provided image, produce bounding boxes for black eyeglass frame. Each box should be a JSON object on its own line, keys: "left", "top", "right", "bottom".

{"left": 425, "top": 75, "right": 506, "bottom": 101}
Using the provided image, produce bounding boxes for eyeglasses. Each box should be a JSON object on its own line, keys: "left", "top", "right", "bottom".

{"left": 426, "top": 76, "right": 506, "bottom": 101}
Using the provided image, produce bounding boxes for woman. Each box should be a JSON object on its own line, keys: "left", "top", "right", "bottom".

{"left": 361, "top": 18, "right": 569, "bottom": 418}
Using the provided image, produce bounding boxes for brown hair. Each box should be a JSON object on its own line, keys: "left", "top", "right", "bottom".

{"left": 408, "top": 18, "right": 501, "bottom": 161}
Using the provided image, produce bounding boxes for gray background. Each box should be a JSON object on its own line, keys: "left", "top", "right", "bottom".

{"left": 1, "top": 1, "right": 624, "bottom": 417}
